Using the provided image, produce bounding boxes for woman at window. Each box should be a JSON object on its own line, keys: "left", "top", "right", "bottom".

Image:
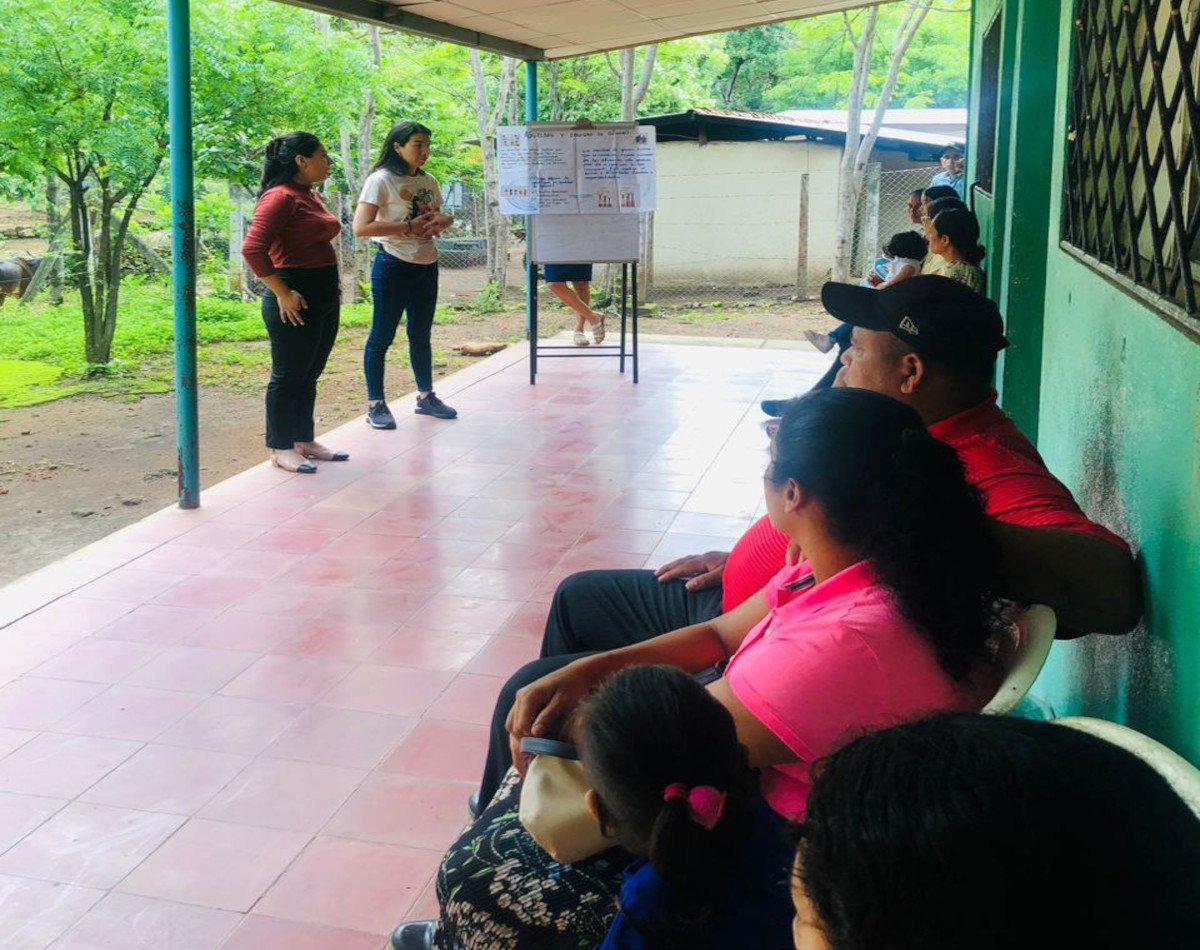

{"left": 924, "top": 203, "right": 986, "bottom": 293}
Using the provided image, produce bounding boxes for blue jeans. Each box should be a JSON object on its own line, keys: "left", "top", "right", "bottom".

{"left": 364, "top": 250, "right": 439, "bottom": 399}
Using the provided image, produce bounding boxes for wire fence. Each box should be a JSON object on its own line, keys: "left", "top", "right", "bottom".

{"left": 427, "top": 167, "right": 939, "bottom": 310}
{"left": 848, "top": 165, "right": 937, "bottom": 280}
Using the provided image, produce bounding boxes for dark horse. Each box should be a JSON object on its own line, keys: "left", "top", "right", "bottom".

{"left": 0, "top": 257, "right": 43, "bottom": 306}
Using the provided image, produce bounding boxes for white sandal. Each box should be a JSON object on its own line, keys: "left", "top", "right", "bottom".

{"left": 590, "top": 313, "right": 606, "bottom": 345}
{"left": 573, "top": 331, "right": 590, "bottom": 346}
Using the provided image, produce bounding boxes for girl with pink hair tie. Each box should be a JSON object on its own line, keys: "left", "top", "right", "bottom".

{"left": 577, "top": 665, "right": 794, "bottom": 950}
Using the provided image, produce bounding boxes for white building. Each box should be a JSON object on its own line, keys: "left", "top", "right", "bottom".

{"left": 640, "top": 109, "right": 965, "bottom": 293}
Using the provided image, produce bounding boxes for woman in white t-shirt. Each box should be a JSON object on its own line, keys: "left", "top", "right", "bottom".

{"left": 353, "top": 121, "right": 457, "bottom": 427}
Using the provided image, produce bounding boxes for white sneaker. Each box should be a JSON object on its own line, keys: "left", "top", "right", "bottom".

{"left": 804, "top": 329, "right": 834, "bottom": 354}
{"left": 573, "top": 331, "right": 590, "bottom": 346}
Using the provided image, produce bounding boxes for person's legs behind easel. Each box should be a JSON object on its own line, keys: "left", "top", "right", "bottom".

{"left": 544, "top": 264, "right": 604, "bottom": 345}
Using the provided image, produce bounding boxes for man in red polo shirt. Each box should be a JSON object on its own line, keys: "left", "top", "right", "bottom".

{"left": 471, "top": 277, "right": 1140, "bottom": 808}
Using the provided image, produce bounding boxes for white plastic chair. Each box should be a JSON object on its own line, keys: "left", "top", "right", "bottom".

{"left": 1055, "top": 717, "right": 1200, "bottom": 819}
{"left": 981, "top": 604, "right": 1057, "bottom": 715}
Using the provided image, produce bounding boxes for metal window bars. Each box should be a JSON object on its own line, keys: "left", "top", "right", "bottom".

{"left": 1064, "top": 0, "right": 1200, "bottom": 314}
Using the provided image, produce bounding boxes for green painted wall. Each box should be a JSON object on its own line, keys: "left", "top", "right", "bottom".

{"left": 968, "top": 0, "right": 1053, "bottom": 441}
{"left": 991, "top": 0, "right": 1058, "bottom": 442}
{"left": 974, "top": 0, "right": 1200, "bottom": 765}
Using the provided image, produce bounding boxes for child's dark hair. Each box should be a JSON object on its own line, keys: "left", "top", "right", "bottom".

{"left": 930, "top": 206, "right": 986, "bottom": 265}
{"left": 927, "top": 196, "right": 967, "bottom": 218}
{"left": 797, "top": 714, "right": 1200, "bottom": 949}
{"left": 770, "top": 389, "right": 1002, "bottom": 680}
{"left": 578, "top": 665, "right": 754, "bottom": 947}
{"left": 922, "top": 184, "right": 960, "bottom": 204}
{"left": 259, "top": 132, "right": 322, "bottom": 196}
{"left": 373, "top": 121, "right": 433, "bottom": 177}
{"left": 882, "top": 230, "right": 927, "bottom": 261}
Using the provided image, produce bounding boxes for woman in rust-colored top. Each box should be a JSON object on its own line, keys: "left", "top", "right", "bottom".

{"left": 242, "top": 132, "right": 347, "bottom": 473}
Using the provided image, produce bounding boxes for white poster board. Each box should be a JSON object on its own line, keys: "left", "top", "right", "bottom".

{"left": 498, "top": 125, "right": 656, "bottom": 215}
{"left": 505, "top": 122, "right": 653, "bottom": 265}
{"left": 530, "top": 213, "right": 639, "bottom": 264}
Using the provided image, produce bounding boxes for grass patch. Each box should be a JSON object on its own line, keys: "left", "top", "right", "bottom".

{"left": 0, "top": 282, "right": 525, "bottom": 408}
{"left": 0, "top": 284, "right": 379, "bottom": 406}
{"left": 0, "top": 359, "right": 69, "bottom": 408}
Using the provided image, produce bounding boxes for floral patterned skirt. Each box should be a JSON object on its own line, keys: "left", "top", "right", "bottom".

{"left": 435, "top": 769, "right": 627, "bottom": 950}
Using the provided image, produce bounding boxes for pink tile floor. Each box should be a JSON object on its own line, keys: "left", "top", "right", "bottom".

{"left": 0, "top": 341, "right": 825, "bottom": 948}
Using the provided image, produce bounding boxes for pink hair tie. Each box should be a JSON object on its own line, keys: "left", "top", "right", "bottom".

{"left": 662, "top": 782, "right": 727, "bottom": 831}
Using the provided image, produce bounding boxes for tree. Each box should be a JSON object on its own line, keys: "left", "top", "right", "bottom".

{"left": 337, "top": 26, "right": 383, "bottom": 302}
{"left": 193, "top": 2, "right": 371, "bottom": 300}
{"left": 763, "top": 1, "right": 970, "bottom": 110}
{"left": 832, "top": 1, "right": 933, "bottom": 280}
{"left": 608, "top": 46, "right": 658, "bottom": 121}
{"left": 470, "top": 51, "right": 517, "bottom": 292}
{"left": 0, "top": 0, "right": 168, "bottom": 366}
{"left": 0, "top": 0, "right": 369, "bottom": 363}
{"left": 716, "top": 25, "right": 794, "bottom": 110}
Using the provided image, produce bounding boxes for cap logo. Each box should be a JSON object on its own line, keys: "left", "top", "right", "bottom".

{"left": 899, "top": 315, "right": 919, "bottom": 335}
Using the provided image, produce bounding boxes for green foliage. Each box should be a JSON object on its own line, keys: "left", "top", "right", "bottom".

{"left": 475, "top": 281, "right": 504, "bottom": 314}
{"left": 190, "top": 0, "right": 374, "bottom": 187}
{"left": 0, "top": 0, "right": 168, "bottom": 188}
{"left": 761, "top": 1, "right": 971, "bottom": 110}
{"left": 714, "top": 25, "right": 795, "bottom": 110}
{"left": 535, "top": 36, "right": 725, "bottom": 123}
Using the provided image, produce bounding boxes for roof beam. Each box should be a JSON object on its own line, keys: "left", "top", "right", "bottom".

{"left": 279, "top": 0, "right": 546, "bottom": 60}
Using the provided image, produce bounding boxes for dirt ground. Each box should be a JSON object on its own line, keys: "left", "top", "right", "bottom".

{"left": 1, "top": 300, "right": 835, "bottom": 587}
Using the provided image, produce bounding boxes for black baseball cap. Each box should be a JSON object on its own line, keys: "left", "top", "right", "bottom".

{"left": 821, "top": 276, "right": 1009, "bottom": 368}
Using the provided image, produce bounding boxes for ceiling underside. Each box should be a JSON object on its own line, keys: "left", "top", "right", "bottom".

{"left": 283, "top": 0, "right": 881, "bottom": 60}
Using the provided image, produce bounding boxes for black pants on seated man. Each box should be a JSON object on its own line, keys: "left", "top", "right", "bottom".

{"left": 477, "top": 569, "right": 724, "bottom": 805}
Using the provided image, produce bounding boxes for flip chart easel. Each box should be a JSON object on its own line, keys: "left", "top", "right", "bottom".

{"left": 522, "top": 120, "right": 644, "bottom": 384}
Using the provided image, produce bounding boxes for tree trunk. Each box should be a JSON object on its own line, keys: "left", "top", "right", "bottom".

{"left": 471, "top": 51, "right": 515, "bottom": 293}
{"left": 721, "top": 59, "right": 744, "bottom": 108}
{"left": 832, "top": 3, "right": 932, "bottom": 280}
{"left": 599, "top": 46, "right": 659, "bottom": 297}
{"left": 338, "top": 25, "right": 381, "bottom": 302}
{"left": 45, "top": 171, "right": 64, "bottom": 305}
{"left": 63, "top": 178, "right": 99, "bottom": 362}
{"left": 547, "top": 61, "right": 561, "bottom": 121}
{"left": 61, "top": 155, "right": 160, "bottom": 366}
{"left": 638, "top": 211, "right": 654, "bottom": 301}
{"left": 227, "top": 183, "right": 248, "bottom": 299}
{"left": 617, "top": 45, "right": 657, "bottom": 121}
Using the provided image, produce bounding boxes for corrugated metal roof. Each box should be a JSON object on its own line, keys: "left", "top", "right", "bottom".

{"left": 640, "top": 108, "right": 965, "bottom": 151}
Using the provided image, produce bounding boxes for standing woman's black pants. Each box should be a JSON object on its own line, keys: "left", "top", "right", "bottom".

{"left": 261, "top": 266, "right": 340, "bottom": 449}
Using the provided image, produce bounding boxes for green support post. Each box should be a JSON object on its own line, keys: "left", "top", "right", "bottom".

{"left": 525, "top": 59, "right": 538, "bottom": 338}
{"left": 167, "top": 0, "right": 200, "bottom": 508}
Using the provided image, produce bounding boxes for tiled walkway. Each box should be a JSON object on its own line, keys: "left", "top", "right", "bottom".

{"left": 0, "top": 340, "right": 826, "bottom": 949}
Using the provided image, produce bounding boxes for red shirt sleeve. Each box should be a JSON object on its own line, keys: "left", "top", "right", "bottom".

{"left": 958, "top": 442, "right": 1131, "bottom": 552}
{"left": 242, "top": 188, "right": 292, "bottom": 278}
{"left": 722, "top": 516, "right": 791, "bottom": 612}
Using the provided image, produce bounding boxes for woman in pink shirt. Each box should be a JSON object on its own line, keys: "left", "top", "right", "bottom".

{"left": 409, "top": 388, "right": 1004, "bottom": 950}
